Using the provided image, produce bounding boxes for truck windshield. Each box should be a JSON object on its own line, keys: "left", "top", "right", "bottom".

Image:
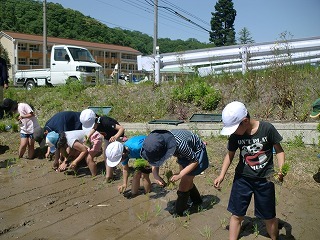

{"left": 68, "top": 47, "right": 96, "bottom": 63}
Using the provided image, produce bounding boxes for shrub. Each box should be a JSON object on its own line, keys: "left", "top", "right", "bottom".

{"left": 172, "top": 79, "right": 221, "bottom": 111}
{"left": 286, "top": 134, "right": 305, "bottom": 148}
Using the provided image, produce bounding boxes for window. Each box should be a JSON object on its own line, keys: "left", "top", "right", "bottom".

{"left": 121, "top": 64, "right": 128, "bottom": 70}
{"left": 105, "top": 52, "right": 109, "bottom": 58}
{"left": 18, "top": 58, "right": 27, "bottom": 65}
{"left": 29, "top": 44, "right": 39, "bottom": 51}
{"left": 122, "top": 54, "right": 136, "bottom": 60}
{"left": 30, "top": 59, "right": 39, "bottom": 65}
{"left": 111, "top": 52, "right": 117, "bottom": 58}
{"left": 98, "top": 51, "right": 104, "bottom": 57}
{"left": 54, "top": 48, "right": 68, "bottom": 61}
{"left": 128, "top": 64, "right": 135, "bottom": 70}
{"left": 68, "top": 47, "right": 96, "bottom": 62}
{"left": 18, "top": 43, "right": 27, "bottom": 50}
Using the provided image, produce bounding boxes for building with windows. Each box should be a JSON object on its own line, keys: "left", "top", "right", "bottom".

{"left": 0, "top": 31, "right": 141, "bottom": 79}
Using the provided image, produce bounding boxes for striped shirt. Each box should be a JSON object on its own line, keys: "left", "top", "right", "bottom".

{"left": 169, "top": 129, "right": 205, "bottom": 163}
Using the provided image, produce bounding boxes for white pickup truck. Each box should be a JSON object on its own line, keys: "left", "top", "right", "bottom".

{"left": 14, "top": 45, "right": 103, "bottom": 90}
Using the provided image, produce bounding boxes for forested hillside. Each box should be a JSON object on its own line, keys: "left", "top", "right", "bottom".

{"left": 0, "top": 0, "right": 214, "bottom": 54}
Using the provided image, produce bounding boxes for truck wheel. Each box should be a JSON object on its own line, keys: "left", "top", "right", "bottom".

{"left": 25, "top": 80, "right": 36, "bottom": 90}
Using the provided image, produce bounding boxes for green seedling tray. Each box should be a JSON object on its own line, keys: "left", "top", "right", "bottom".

{"left": 189, "top": 113, "right": 222, "bottom": 122}
{"left": 148, "top": 120, "right": 184, "bottom": 126}
{"left": 88, "top": 106, "right": 112, "bottom": 116}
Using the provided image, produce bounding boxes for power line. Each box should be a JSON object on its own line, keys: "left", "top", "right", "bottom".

{"left": 145, "top": 0, "right": 211, "bottom": 33}
{"left": 161, "top": 0, "right": 211, "bottom": 27}
{"left": 91, "top": 0, "right": 209, "bottom": 40}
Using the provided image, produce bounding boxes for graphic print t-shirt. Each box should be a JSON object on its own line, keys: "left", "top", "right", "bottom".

{"left": 227, "top": 121, "right": 283, "bottom": 179}
{"left": 95, "top": 116, "right": 123, "bottom": 140}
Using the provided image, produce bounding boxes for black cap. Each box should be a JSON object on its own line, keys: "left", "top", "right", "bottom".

{"left": 1, "top": 98, "right": 17, "bottom": 112}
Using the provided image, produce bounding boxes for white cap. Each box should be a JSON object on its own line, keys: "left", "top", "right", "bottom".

{"left": 106, "top": 141, "right": 124, "bottom": 167}
{"left": 220, "top": 101, "right": 248, "bottom": 135}
{"left": 80, "top": 109, "right": 96, "bottom": 130}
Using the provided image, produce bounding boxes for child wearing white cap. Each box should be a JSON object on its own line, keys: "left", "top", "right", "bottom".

{"left": 46, "top": 129, "right": 102, "bottom": 176}
{"left": 106, "top": 136, "right": 151, "bottom": 197}
{"left": 214, "top": 101, "right": 286, "bottom": 240}
{"left": 80, "top": 109, "right": 125, "bottom": 181}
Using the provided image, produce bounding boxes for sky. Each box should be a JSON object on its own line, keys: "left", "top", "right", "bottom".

{"left": 48, "top": 0, "right": 320, "bottom": 44}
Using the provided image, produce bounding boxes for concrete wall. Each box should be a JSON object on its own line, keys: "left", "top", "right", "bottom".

{"left": 122, "top": 122, "right": 320, "bottom": 145}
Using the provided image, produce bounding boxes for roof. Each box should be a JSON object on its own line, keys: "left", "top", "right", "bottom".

{"left": 1, "top": 31, "right": 140, "bottom": 54}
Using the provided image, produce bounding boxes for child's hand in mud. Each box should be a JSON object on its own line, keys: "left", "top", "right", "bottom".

{"left": 118, "top": 184, "right": 127, "bottom": 193}
{"left": 58, "top": 161, "right": 68, "bottom": 172}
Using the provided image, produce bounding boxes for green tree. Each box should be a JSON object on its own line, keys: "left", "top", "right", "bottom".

{"left": 238, "top": 27, "right": 254, "bottom": 44}
{"left": 0, "top": 0, "right": 215, "bottom": 55}
{"left": 209, "top": 0, "right": 236, "bottom": 47}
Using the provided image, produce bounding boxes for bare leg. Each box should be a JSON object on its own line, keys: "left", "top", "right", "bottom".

{"left": 19, "top": 137, "right": 28, "bottom": 158}
{"left": 142, "top": 173, "right": 151, "bottom": 194}
{"left": 131, "top": 171, "right": 141, "bottom": 195}
{"left": 265, "top": 218, "right": 279, "bottom": 240}
{"left": 229, "top": 215, "right": 243, "bottom": 240}
{"left": 86, "top": 152, "right": 97, "bottom": 176}
{"left": 178, "top": 173, "right": 194, "bottom": 192}
{"left": 106, "top": 165, "right": 114, "bottom": 181}
{"left": 28, "top": 138, "right": 35, "bottom": 159}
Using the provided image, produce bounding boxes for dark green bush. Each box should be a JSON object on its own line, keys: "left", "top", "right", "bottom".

{"left": 172, "top": 80, "right": 221, "bottom": 110}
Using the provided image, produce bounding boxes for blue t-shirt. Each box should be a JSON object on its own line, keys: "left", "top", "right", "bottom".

{"left": 122, "top": 135, "right": 146, "bottom": 165}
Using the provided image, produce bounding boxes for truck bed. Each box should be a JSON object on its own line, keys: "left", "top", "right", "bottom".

{"left": 15, "top": 68, "right": 51, "bottom": 78}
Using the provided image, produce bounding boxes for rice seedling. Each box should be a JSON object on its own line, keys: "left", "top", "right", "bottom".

{"left": 199, "top": 225, "right": 212, "bottom": 239}
{"left": 253, "top": 223, "right": 259, "bottom": 238}
{"left": 219, "top": 216, "right": 228, "bottom": 229}
{"left": 136, "top": 211, "right": 149, "bottom": 222}
{"left": 268, "top": 162, "right": 290, "bottom": 184}
{"left": 133, "top": 158, "right": 149, "bottom": 171}
{"left": 280, "top": 162, "right": 290, "bottom": 176}
{"left": 165, "top": 170, "right": 175, "bottom": 189}
{"left": 154, "top": 203, "right": 162, "bottom": 216}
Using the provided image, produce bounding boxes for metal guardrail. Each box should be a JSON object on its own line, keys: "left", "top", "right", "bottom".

{"left": 137, "top": 36, "right": 320, "bottom": 77}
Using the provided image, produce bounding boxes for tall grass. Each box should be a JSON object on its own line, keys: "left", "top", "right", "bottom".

{"left": 3, "top": 64, "right": 319, "bottom": 126}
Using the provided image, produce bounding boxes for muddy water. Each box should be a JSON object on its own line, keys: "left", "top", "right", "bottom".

{"left": 0, "top": 155, "right": 320, "bottom": 240}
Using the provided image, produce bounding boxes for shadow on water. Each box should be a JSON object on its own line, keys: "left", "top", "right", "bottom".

{"left": 165, "top": 194, "right": 220, "bottom": 216}
{"left": 0, "top": 145, "right": 9, "bottom": 154}
{"left": 234, "top": 216, "right": 296, "bottom": 240}
{"left": 0, "top": 157, "right": 18, "bottom": 168}
{"left": 313, "top": 168, "right": 320, "bottom": 183}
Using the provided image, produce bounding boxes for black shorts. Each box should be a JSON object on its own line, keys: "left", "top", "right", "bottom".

{"left": 227, "top": 175, "right": 276, "bottom": 220}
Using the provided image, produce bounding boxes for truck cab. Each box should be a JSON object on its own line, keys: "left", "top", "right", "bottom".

{"left": 14, "top": 45, "right": 103, "bottom": 90}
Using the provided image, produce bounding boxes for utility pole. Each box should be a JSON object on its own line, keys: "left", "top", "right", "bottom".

{"left": 43, "top": 0, "right": 47, "bottom": 68}
{"left": 153, "top": 0, "right": 158, "bottom": 56}
{"left": 153, "top": 0, "right": 160, "bottom": 84}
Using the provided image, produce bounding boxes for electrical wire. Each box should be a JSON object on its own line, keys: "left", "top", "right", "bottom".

{"left": 92, "top": 0, "right": 210, "bottom": 40}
